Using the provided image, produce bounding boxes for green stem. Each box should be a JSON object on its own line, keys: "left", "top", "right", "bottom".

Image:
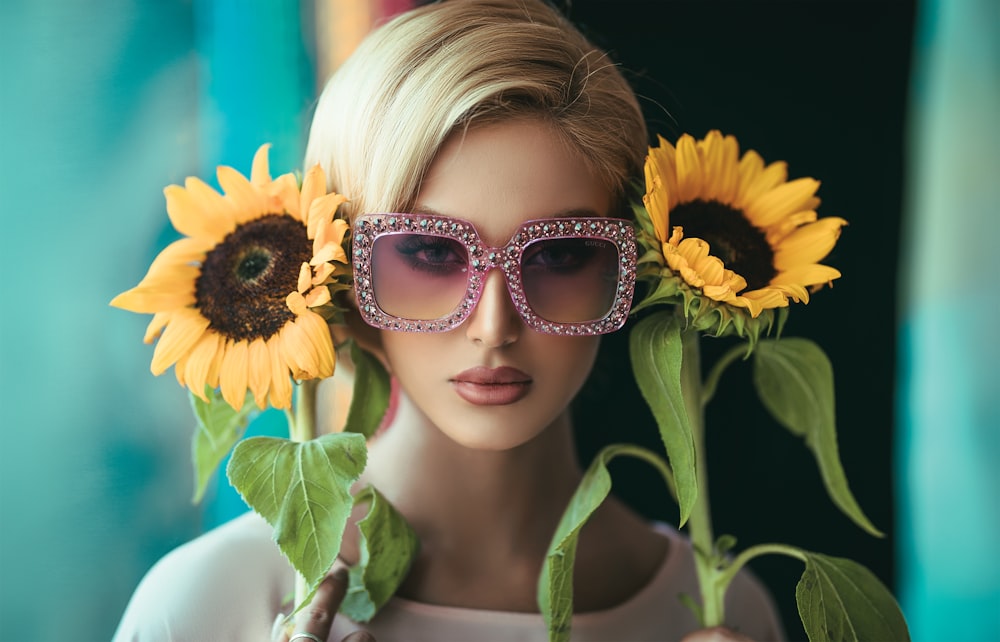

{"left": 714, "top": 543, "right": 808, "bottom": 593}
{"left": 289, "top": 379, "right": 319, "bottom": 443}
{"left": 288, "top": 378, "right": 321, "bottom": 611}
{"left": 700, "top": 344, "right": 745, "bottom": 408}
{"left": 614, "top": 444, "right": 678, "bottom": 502}
{"left": 681, "top": 328, "right": 725, "bottom": 627}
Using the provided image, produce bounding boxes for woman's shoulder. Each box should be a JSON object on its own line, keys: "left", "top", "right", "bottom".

{"left": 113, "top": 511, "right": 292, "bottom": 642}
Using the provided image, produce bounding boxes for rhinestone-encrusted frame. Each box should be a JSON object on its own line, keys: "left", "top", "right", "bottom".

{"left": 352, "top": 214, "right": 637, "bottom": 336}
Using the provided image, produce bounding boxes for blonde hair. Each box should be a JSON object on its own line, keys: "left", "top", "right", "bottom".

{"left": 304, "top": 0, "right": 646, "bottom": 219}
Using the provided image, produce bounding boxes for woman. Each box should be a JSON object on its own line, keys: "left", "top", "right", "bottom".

{"left": 115, "top": 1, "right": 783, "bottom": 640}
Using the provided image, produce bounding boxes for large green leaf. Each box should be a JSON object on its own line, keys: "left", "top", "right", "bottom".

{"left": 190, "top": 387, "right": 256, "bottom": 503}
{"left": 753, "top": 338, "right": 882, "bottom": 536}
{"left": 341, "top": 485, "right": 420, "bottom": 622}
{"left": 343, "top": 341, "right": 391, "bottom": 438}
{"left": 797, "top": 552, "right": 910, "bottom": 641}
{"left": 629, "top": 311, "right": 697, "bottom": 525}
{"left": 227, "top": 433, "right": 368, "bottom": 592}
{"left": 538, "top": 444, "right": 672, "bottom": 642}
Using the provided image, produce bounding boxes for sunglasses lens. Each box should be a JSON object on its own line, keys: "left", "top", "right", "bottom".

{"left": 371, "top": 233, "right": 470, "bottom": 320}
{"left": 521, "top": 237, "right": 620, "bottom": 323}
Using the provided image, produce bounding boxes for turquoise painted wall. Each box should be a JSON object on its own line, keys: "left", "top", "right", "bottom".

{"left": 0, "top": 1, "right": 310, "bottom": 639}
{"left": 899, "top": 0, "right": 1000, "bottom": 640}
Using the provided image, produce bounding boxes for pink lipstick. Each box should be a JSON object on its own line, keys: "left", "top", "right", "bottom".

{"left": 451, "top": 366, "right": 532, "bottom": 406}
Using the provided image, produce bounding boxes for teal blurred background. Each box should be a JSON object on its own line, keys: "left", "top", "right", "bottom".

{"left": 0, "top": 1, "right": 996, "bottom": 641}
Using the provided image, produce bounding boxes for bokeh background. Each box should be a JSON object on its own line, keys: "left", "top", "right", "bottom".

{"left": 1, "top": 1, "right": 996, "bottom": 640}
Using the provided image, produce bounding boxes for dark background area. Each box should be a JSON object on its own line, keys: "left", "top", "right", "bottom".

{"left": 565, "top": 1, "right": 916, "bottom": 638}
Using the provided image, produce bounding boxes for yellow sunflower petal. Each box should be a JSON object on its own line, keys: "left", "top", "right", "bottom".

{"left": 644, "top": 143, "right": 676, "bottom": 241}
{"left": 765, "top": 209, "right": 818, "bottom": 245}
{"left": 677, "top": 237, "right": 711, "bottom": 266}
{"left": 300, "top": 164, "right": 327, "bottom": 231}
{"left": 266, "top": 336, "right": 293, "bottom": 409}
{"left": 296, "top": 310, "right": 335, "bottom": 378}
{"left": 742, "top": 287, "right": 790, "bottom": 309}
{"left": 111, "top": 279, "right": 198, "bottom": 314}
{"left": 674, "top": 134, "right": 703, "bottom": 204}
{"left": 163, "top": 183, "right": 235, "bottom": 240}
{"left": 250, "top": 143, "right": 272, "bottom": 186}
{"left": 183, "top": 176, "right": 240, "bottom": 229}
{"left": 312, "top": 262, "right": 335, "bottom": 285}
{"left": 270, "top": 173, "right": 301, "bottom": 220}
{"left": 150, "top": 308, "right": 211, "bottom": 376}
{"left": 219, "top": 339, "right": 250, "bottom": 410}
{"left": 143, "top": 312, "right": 170, "bottom": 343}
{"left": 772, "top": 217, "right": 847, "bottom": 269}
{"left": 183, "top": 332, "right": 223, "bottom": 401}
{"left": 741, "top": 159, "right": 789, "bottom": 206}
{"left": 745, "top": 177, "right": 821, "bottom": 228}
{"left": 247, "top": 338, "right": 270, "bottom": 409}
{"left": 304, "top": 286, "right": 331, "bottom": 308}
{"left": 678, "top": 265, "right": 705, "bottom": 288}
{"left": 217, "top": 165, "right": 269, "bottom": 224}
{"left": 297, "top": 262, "right": 312, "bottom": 294}
{"left": 771, "top": 264, "right": 842, "bottom": 287}
{"left": 767, "top": 282, "right": 811, "bottom": 304}
{"left": 278, "top": 318, "right": 320, "bottom": 379}
{"left": 733, "top": 150, "right": 761, "bottom": 202}
{"left": 310, "top": 243, "right": 346, "bottom": 267}
{"left": 308, "top": 193, "right": 349, "bottom": 241}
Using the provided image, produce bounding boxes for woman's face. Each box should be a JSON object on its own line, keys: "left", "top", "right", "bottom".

{"left": 377, "top": 119, "right": 614, "bottom": 451}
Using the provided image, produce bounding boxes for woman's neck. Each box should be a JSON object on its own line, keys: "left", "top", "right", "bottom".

{"left": 364, "top": 392, "right": 582, "bottom": 548}
{"left": 350, "top": 392, "right": 586, "bottom": 609}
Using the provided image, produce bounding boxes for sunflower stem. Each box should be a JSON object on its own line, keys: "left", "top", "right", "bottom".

{"left": 289, "top": 378, "right": 321, "bottom": 613}
{"left": 681, "top": 328, "right": 726, "bottom": 627}
{"left": 290, "top": 379, "right": 319, "bottom": 443}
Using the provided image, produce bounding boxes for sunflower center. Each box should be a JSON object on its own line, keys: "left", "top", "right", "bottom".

{"left": 670, "top": 199, "right": 776, "bottom": 291}
{"left": 195, "top": 214, "right": 312, "bottom": 342}
{"left": 236, "top": 248, "right": 274, "bottom": 283}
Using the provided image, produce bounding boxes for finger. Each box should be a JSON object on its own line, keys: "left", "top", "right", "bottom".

{"left": 290, "top": 564, "right": 350, "bottom": 642}
{"left": 342, "top": 632, "right": 376, "bottom": 642}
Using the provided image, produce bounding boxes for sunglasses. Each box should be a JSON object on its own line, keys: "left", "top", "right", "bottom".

{"left": 351, "top": 213, "right": 637, "bottom": 335}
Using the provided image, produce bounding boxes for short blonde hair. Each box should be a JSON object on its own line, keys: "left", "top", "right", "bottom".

{"left": 304, "top": 0, "right": 646, "bottom": 219}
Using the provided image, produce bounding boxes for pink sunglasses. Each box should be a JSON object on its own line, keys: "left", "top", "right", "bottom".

{"left": 351, "top": 213, "right": 637, "bottom": 335}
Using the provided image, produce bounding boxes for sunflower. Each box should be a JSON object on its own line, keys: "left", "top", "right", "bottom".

{"left": 635, "top": 130, "right": 846, "bottom": 336}
{"left": 111, "top": 145, "right": 350, "bottom": 411}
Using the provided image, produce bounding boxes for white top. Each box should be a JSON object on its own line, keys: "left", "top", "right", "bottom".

{"left": 113, "top": 511, "right": 784, "bottom": 641}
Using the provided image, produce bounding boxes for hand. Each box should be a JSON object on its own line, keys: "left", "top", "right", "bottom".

{"left": 274, "top": 565, "right": 375, "bottom": 642}
{"left": 681, "top": 626, "right": 756, "bottom": 642}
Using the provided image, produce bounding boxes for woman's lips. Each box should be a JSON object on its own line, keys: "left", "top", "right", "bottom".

{"left": 451, "top": 366, "right": 532, "bottom": 406}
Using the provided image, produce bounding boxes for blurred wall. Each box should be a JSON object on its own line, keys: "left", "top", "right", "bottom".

{"left": 898, "top": 0, "right": 1000, "bottom": 639}
{"left": 0, "top": 1, "right": 311, "bottom": 640}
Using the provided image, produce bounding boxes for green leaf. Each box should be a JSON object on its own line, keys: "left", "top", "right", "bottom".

{"left": 227, "top": 433, "right": 368, "bottom": 592}
{"left": 538, "top": 444, "right": 672, "bottom": 642}
{"left": 190, "top": 387, "right": 257, "bottom": 503}
{"left": 753, "top": 338, "right": 882, "bottom": 537}
{"left": 341, "top": 485, "right": 420, "bottom": 622}
{"left": 629, "top": 310, "right": 697, "bottom": 525}
{"left": 797, "top": 552, "right": 910, "bottom": 642}
{"left": 343, "top": 341, "right": 391, "bottom": 438}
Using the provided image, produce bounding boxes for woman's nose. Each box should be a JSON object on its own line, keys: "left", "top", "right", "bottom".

{"left": 464, "top": 270, "right": 521, "bottom": 348}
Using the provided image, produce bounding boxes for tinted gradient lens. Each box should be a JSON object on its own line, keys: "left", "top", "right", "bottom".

{"left": 521, "top": 237, "right": 620, "bottom": 323}
{"left": 371, "top": 233, "right": 470, "bottom": 320}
